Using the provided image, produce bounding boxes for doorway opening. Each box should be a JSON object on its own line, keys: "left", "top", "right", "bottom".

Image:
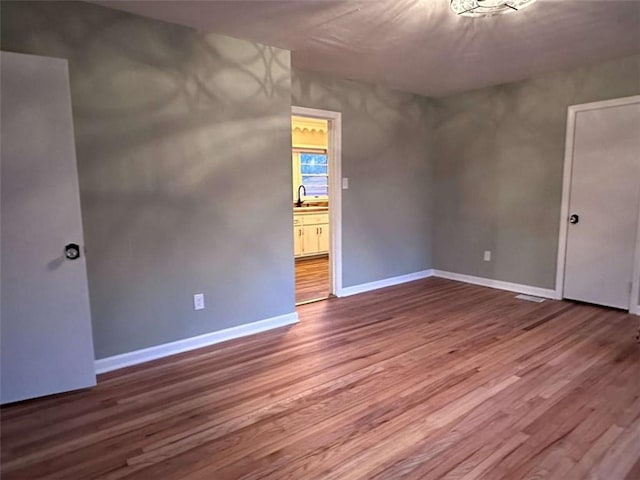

{"left": 291, "top": 107, "right": 342, "bottom": 305}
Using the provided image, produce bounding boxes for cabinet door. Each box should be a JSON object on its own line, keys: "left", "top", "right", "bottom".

{"left": 303, "top": 225, "right": 319, "bottom": 255}
{"left": 318, "top": 224, "right": 330, "bottom": 253}
{"left": 293, "top": 226, "right": 304, "bottom": 257}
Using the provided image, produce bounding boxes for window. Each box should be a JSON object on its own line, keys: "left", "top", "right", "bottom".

{"left": 293, "top": 150, "right": 328, "bottom": 200}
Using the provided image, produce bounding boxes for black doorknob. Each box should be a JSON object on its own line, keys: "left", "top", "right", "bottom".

{"left": 569, "top": 214, "right": 579, "bottom": 225}
{"left": 65, "top": 243, "right": 81, "bottom": 260}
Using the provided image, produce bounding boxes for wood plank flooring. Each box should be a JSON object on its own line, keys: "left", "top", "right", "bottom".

{"left": 295, "top": 255, "right": 330, "bottom": 304}
{"left": 2, "top": 278, "right": 640, "bottom": 479}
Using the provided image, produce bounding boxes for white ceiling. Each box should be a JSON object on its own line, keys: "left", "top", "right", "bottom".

{"left": 95, "top": 0, "right": 640, "bottom": 97}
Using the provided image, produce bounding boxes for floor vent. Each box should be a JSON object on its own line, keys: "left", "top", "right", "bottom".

{"left": 515, "top": 294, "right": 546, "bottom": 303}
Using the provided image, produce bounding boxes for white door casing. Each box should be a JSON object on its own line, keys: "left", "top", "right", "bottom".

{"left": 1, "top": 51, "right": 97, "bottom": 404}
{"left": 291, "top": 106, "right": 342, "bottom": 296}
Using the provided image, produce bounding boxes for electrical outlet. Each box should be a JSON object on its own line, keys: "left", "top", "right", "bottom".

{"left": 193, "top": 293, "right": 205, "bottom": 311}
{"left": 483, "top": 250, "right": 491, "bottom": 262}
{"left": 342, "top": 177, "right": 349, "bottom": 189}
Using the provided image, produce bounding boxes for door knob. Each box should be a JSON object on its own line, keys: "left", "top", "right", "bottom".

{"left": 569, "top": 214, "right": 579, "bottom": 225}
{"left": 65, "top": 243, "right": 81, "bottom": 260}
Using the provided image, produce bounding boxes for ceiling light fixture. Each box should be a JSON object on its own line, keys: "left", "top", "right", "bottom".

{"left": 450, "top": 0, "right": 536, "bottom": 17}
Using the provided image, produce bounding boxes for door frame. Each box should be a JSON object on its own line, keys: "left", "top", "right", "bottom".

{"left": 291, "top": 106, "right": 343, "bottom": 297}
{"left": 554, "top": 95, "right": 640, "bottom": 315}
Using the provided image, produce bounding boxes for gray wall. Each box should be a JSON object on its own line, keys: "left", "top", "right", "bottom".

{"left": 4, "top": 1, "right": 635, "bottom": 361}
{"left": 432, "top": 55, "right": 640, "bottom": 289}
{"left": 1, "top": 1, "right": 294, "bottom": 359}
{"left": 292, "top": 69, "right": 433, "bottom": 287}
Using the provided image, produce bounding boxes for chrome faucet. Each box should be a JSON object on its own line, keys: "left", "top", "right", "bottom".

{"left": 296, "top": 185, "right": 306, "bottom": 207}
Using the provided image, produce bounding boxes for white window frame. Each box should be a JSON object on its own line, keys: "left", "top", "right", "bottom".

{"left": 292, "top": 148, "right": 329, "bottom": 202}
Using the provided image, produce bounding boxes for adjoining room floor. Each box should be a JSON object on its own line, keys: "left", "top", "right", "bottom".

{"left": 2, "top": 278, "right": 640, "bottom": 479}
{"left": 295, "top": 254, "right": 330, "bottom": 304}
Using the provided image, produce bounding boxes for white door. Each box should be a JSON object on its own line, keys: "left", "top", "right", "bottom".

{"left": 1, "top": 52, "right": 96, "bottom": 404}
{"left": 563, "top": 101, "right": 640, "bottom": 309}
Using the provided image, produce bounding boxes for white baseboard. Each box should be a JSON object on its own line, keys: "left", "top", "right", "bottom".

{"left": 336, "top": 269, "right": 434, "bottom": 297}
{"left": 94, "top": 312, "right": 299, "bottom": 374}
{"left": 432, "top": 270, "right": 557, "bottom": 299}
{"left": 334, "top": 268, "right": 555, "bottom": 300}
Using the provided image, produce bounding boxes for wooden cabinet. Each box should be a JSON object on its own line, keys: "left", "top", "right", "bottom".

{"left": 293, "top": 226, "right": 304, "bottom": 256}
{"left": 293, "top": 211, "right": 329, "bottom": 258}
{"left": 303, "top": 225, "right": 319, "bottom": 254}
{"left": 303, "top": 224, "right": 329, "bottom": 255}
{"left": 318, "top": 224, "right": 329, "bottom": 252}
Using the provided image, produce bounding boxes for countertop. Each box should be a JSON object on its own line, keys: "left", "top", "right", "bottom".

{"left": 293, "top": 206, "right": 329, "bottom": 213}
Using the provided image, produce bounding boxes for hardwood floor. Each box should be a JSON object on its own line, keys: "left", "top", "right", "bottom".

{"left": 295, "top": 255, "right": 330, "bottom": 304}
{"left": 2, "top": 278, "right": 640, "bottom": 479}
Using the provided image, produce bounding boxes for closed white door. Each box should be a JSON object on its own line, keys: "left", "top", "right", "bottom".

{"left": 563, "top": 101, "right": 640, "bottom": 309}
{"left": 1, "top": 52, "right": 96, "bottom": 404}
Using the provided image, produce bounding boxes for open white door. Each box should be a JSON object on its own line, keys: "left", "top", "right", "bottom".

{"left": 1, "top": 52, "right": 96, "bottom": 404}
{"left": 562, "top": 99, "right": 640, "bottom": 310}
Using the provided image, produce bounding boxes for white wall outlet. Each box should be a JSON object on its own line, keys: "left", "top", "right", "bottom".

{"left": 342, "top": 177, "right": 349, "bottom": 189}
{"left": 484, "top": 250, "right": 492, "bottom": 262}
{"left": 193, "top": 293, "right": 205, "bottom": 311}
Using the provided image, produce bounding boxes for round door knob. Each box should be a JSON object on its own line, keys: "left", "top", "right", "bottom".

{"left": 65, "top": 243, "right": 81, "bottom": 260}
{"left": 569, "top": 214, "right": 579, "bottom": 225}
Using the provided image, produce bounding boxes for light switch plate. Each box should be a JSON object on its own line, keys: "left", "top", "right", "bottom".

{"left": 342, "top": 177, "right": 349, "bottom": 189}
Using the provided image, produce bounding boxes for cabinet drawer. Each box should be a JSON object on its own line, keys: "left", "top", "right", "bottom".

{"left": 302, "top": 213, "right": 329, "bottom": 225}
{"left": 293, "top": 216, "right": 303, "bottom": 226}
